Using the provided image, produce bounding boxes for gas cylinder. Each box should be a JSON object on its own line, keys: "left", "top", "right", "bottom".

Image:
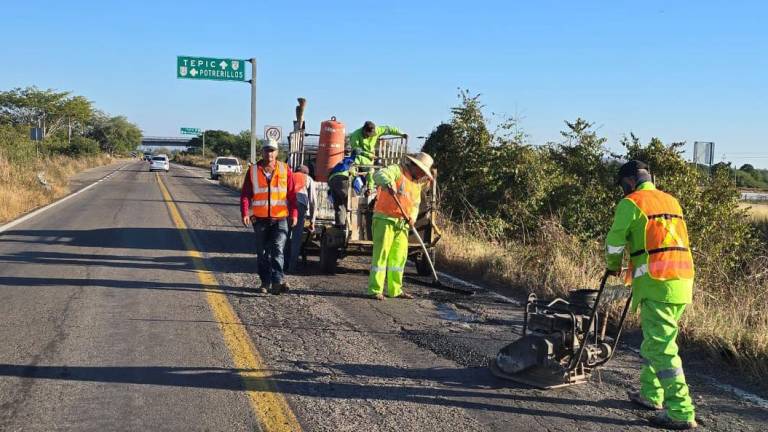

{"left": 315, "top": 116, "right": 345, "bottom": 181}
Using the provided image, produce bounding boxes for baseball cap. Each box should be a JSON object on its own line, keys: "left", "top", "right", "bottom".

{"left": 262, "top": 139, "right": 279, "bottom": 150}
{"left": 615, "top": 160, "right": 649, "bottom": 185}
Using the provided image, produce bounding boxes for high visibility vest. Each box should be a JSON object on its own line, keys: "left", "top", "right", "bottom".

{"left": 625, "top": 188, "right": 694, "bottom": 281}
{"left": 374, "top": 168, "right": 421, "bottom": 219}
{"left": 293, "top": 171, "right": 308, "bottom": 195}
{"left": 250, "top": 161, "right": 289, "bottom": 218}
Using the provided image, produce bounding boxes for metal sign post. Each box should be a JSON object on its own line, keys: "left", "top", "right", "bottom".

{"left": 250, "top": 58, "right": 257, "bottom": 165}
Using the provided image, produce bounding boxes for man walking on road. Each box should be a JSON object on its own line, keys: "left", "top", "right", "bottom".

{"left": 241, "top": 139, "right": 298, "bottom": 294}
{"left": 286, "top": 165, "right": 316, "bottom": 273}
{"left": 605, "top": 160, "right": 697, "bottom": 430}
{"left": 368, "top": 152, "right": 433, "bottom": 300}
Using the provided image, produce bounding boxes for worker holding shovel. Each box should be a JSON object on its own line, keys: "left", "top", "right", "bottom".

{"left": 367, "top": 152, "right": 433, "bottom": 300}
{"left": 606, "top": 160, "right": 697, "bottom": 430}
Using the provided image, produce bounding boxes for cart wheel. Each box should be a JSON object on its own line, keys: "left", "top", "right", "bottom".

{"left": 415, "top": 249, "right": 436, "bottom": 276}
{"left": 319, "top": 232, "right": 338, "bottom": 274}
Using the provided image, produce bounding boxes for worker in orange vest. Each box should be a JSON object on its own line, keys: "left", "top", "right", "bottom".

{"left": 606, "top": 160, "right": 697, "bottom": 429}
{"left": 286, "top": 165, "right": 317, "bottom": 273}
{"left": 368, "top": 152, "right": 433, "bottom": 300}
{"left": 240, "top": 139, "right": 298, "bottom": 294}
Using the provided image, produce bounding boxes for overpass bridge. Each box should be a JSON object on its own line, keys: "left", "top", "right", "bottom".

{"left": 140, "top": 136, "right": 195, "bottom": 153}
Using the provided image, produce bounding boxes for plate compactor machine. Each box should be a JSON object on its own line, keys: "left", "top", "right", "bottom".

{"left": 490, "top": 273, "right": 632, "bottom": 389}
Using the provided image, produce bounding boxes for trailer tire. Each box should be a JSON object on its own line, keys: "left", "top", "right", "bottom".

{"left": 320, "top": 233, "right": 338, "bottom": 274}
{"left": 415, "top": 249, "right": 436, "bottom": 276}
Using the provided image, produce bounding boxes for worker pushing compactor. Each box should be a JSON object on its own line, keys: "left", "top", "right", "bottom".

{"left": 606, "top": 160, "right": 697, "bottom": 430}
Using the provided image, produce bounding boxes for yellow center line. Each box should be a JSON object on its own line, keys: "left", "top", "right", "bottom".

{"left": 156, "top": 173, "right": 302, "bottom": 432}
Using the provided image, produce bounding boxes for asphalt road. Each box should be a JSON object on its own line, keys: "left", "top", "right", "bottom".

{"left": 0, "top": 160, "right": 765, "bottom": 431}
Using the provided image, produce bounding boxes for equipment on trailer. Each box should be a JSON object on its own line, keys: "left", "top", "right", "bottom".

{"left": 286, "top": 128, "right": 440, "bottom": 276}
{"left": 490, "top": 272, "right": 632, "bottom": 389}
{"left": 315, "top": 117, "right": 345, "bottom": 181}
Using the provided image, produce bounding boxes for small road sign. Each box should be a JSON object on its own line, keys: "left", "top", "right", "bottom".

{"left": 177, "top": 56, "right": 246, "bottom": 81}
{"left": 180, "top": 127, "right": 201, "bottom": 135}
{"left": 30, "top": 127, "right": 43, "bottom": 141}
{"left": 264, "top": 125, "right": 282, "bottom": 143}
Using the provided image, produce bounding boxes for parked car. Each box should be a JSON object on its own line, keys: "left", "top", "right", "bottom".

{"left": 149, "top": 155, "right": 170, "bottom": 172}
{"left": 143, "top": 152, "right": 153, "bottom": 161}
{"left": 210, "top": 156, "right": 242, "bottom": 180}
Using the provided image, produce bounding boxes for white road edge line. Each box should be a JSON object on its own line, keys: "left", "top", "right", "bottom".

{"left": 172, "top": 163, "right": 218, "bottom": 183}
{"left": 0, "top": 162, "right": 128, "bottom": 234}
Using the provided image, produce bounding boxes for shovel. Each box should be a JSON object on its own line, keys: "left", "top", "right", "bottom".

{"left": 389, "top": 189, "right": 475, "bottom": 296}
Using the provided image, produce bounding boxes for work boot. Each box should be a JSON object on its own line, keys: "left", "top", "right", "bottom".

{"left": 649, "top": 412, "right": 697, "bottom": 430}
{"left": 270, "top": 282, "right": 288, "bottom": 295}
{"left": 628, "top": 390, "right": 663, "bottom": 411}
{"left": 397, "top": 292, "right": 414, "bottom": 299}
{"left": 257, "top": 282, "right": 270, "bottom": 294}
{"left": 370, "top": 293, "right": 384, "bottom": 301}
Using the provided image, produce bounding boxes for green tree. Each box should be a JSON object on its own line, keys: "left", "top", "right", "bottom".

{"left": 67, "top": 136, "right": 100, "bottom": 156}
{"left": 422, "top": 90, "right": 492, "bottom": 222}
{"left": 546, "top": 119, "right": 618, "bottom": 238}
{"left": 0, "top": 87, "right": 91, "bottom": 140}
{"left": 88, "top": 115, "right": 142, "bottom": 155}
{"left": 62, "top": 96, "right": 94, "bottom": 143}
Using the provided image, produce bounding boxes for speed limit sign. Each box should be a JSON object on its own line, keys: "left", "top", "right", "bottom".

{"left": 264, "top": 125, "right": 282, "bottom": 142}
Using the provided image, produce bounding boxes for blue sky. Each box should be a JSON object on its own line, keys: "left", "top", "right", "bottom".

{"left": 2, "top": 1, "right": 767, "bottom": 167}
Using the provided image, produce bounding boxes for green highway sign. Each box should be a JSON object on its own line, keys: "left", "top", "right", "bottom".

{"left": 177, "top": 56, "right": 246, "bottom": 81}
{"left": 180, "top": 127, "right": 201, "bottom": 135}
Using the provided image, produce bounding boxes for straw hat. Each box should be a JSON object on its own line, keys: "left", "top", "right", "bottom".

{"left": 405, "top": 152, "right": 434, "bottom": 181}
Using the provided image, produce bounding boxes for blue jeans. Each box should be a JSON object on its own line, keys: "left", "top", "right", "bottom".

{"left": 285, "top": 203, "right": 307, "bottom": 274}
{"left": 251, "top": 218, "right": 289, "bottom": 285}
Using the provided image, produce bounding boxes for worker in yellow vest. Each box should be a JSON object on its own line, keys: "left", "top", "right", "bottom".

{"left": 606, "top": 160, "right": 697, "bottom": 430}
{"left": 368, "top": 152, "right": 433, "bottom": 300}
{"left": 240, "top": 139, "right": 298, "bottom": 294}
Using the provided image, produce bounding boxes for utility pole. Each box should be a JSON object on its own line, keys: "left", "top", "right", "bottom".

{"left": 250, "top": 58, "right": 257, "bottom": 164}
{"left": 202, "top": 130, "right": 206, "bottom": 158}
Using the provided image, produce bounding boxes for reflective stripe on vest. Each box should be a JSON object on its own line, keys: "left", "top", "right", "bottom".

{"left": 625, "top": 189, "right": 694, "bottom": 281}
{"left": 374, "top": 168, "right": 421, "bottom": 219}
{"left": 251, "top": 161, "right": 289, "bottom": 218}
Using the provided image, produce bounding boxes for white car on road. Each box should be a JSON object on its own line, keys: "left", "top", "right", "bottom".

{"left": 210, "top": 157, "right": 242, "bottom": 180}
{"left": 149, "top": 155, "right": 170, "bottom": 172}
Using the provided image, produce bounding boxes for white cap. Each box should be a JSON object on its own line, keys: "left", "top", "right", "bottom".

{"left": 262, "top": 139, "right": 279, "bottom": 150}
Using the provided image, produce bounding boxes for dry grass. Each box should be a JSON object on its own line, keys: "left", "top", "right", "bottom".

{"left": 742, "top": 202, "right": 768, "bottom": 221}
{"left": 0, "top": 153, "right": 114, "bottom": 224}
{"left": 219, "top": 173, "right": 245, "bottom": 191}
{"left": 436, "top": 218, "right": 604, "bottom": 296}
{"left": 173, "top": 154, "right": 211, "bottom": 170}
{"left": 436, "top": 218, "right": 768, "bottom": 382}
